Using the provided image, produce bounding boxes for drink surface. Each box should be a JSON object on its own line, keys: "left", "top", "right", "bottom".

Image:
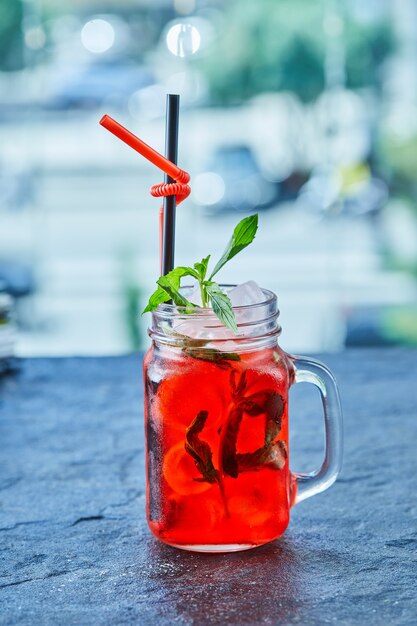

{"left": 144, "top": 341, "right": 295, "bottom": 550}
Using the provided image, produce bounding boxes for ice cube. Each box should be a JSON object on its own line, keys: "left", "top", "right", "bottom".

{"left": 228, "top": 281, "right": 265, "bottom": 307}
{"left": 187, "top": 286, "right": 203, "bottom": 306}
{"left": 174, "top": 317, "right": 232, "bottom": 340}
{"left": 172, "top": 282, "right": 265, "bottom": 342}
{"left": 173, "top": 318, "right": 211, "bottom": 339}
{"left": 228, "top": 281, "right": 267, "bottom": 330}
{"left": 172, "top": 287, "right": 205, "bottom": 338}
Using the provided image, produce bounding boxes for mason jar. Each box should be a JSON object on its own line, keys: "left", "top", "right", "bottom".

{"left": 143, "top": 286, "right": 342, "bottom": 553}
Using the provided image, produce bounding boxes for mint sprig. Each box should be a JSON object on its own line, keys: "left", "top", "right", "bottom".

{"left": 142, "top": 213, "right": 259, "bottom": 332}
{"left": 209, "top": 214, "right": 260, "bottom": 279}
{"left": 204, "top": 282, "right": 237, "bottom": 333}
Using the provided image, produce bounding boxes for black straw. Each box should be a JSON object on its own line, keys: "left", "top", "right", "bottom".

{"left": 162, "top": 94, "right": 180, "bottom": 276}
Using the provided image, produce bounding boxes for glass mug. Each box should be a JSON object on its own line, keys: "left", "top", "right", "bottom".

{"left": 143, "top": 286, "right": 343, "bottom": 553}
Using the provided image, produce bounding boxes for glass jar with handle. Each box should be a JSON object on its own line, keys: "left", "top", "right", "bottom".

{"left": 143, "top": 286, "right": 343, "bottom": 552}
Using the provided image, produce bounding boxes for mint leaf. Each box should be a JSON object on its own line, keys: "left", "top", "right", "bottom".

{"left": 185, "top": 410, "right": 220, "bottom": 484}
{"left": 157, "top": 266, "right": 199, "bottom": 308}
{"left": 185, "top": 410, "right": 230, "bottom": 517}
{"left": 230, "top": 370, "right": 247, "bottom": 397}
{"left": 157, "top": 279, "right": 194, "bottom": 309}
{"left": 142, "top": 286, "right": 171, "bottom": 314}
{"left": 209, "top": 214, "right": 258, "bottom": 279}
{"left": 158, "top": 325, "right": 209, "bottom": 348}
{"left": 238, "top": 390, "right": 285, "bottom": 444}
{"left": 182, "top": 346, "right": 240, "bottom": 367}
{"left": 143, "top": 266, "right": 199, "bottom": 313}
{"left": 219, "top": 407, "right": 244, "bottom": 478}
{"left": 194, "top": 255, "right": 211, "bottom": 281}
{"left": 159, "top": 288, "right": 192, "bottom": 308}
{"left": 218, "top": 385, "right": 285, "bottom": 479}
{"left": 142, "top": 214, "right": 259, "bottom": 332}
{"left": 158, "top": 265, "right": 199, "bottom": 288}
{"left": 205, "top": 282, "right": 238, "bottom": 333}
{"left": 236, "top": 441, "right": 287, "bottom": 473}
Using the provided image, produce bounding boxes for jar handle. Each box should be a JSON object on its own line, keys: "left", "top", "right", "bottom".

{"left": 291, "top": 356, "right": 343, "bottom": 504}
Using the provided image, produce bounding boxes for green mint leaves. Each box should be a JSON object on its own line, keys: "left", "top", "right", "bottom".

{"left": 209, "top": 214, "right": 260, "bottom": 279}
{"left": 142, "top": 213, "right": 259, "bottom": 332}
{"left": 204, "top": 282, "right": 237, "bottom": 333}
{"left": 142, "top": 267, "right": 198, "bottom": 313}
{"left": 184, "top": 369, "right": 287, "bottom": 488}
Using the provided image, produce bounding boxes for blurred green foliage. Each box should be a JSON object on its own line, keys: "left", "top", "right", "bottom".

{"left": 344, "top": 21, "right": 394, "bottom": 90}
{"left": 0, "top": 0, "right": 395, "bottom": 100}
{"left": 197, "top": 0, "right": 394, "bottom": 104}
{"left": 119, "top": 251, "right": 143, "bottom": 351}
{"left": 198, "top": 0, "right": 325, "bottom": 104}
{"left": 380, "top": 135, "right": 417, "bottom": 205}
{"left": 382, "top": 306, "right": 417, "bottom": 345}
{"left": 0, "top": 0, "right": 23, "bottom": 71}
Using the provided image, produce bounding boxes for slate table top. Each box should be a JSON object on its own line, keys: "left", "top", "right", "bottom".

{"left": 0, "top": 349, "right": 416, "bottom": 625}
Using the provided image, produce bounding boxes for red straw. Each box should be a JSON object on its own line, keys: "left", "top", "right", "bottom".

{"left": 99, "top": 114, "right": 190, "bottom": 185}
{"left": 99, "top": 114, "right": 190, "bottom": 270}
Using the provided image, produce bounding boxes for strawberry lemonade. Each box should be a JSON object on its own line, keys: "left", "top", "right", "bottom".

{"left": 144, "top": 283, "right": 297, "bottom": 552}
{"left": 142, "top": 215, "right": 343, "bottom": 553}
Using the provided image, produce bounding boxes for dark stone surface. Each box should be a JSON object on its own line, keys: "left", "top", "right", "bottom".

{"left": 0, "top": 350, "right": 416, "bottom": 625}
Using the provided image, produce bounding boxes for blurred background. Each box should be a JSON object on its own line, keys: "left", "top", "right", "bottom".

{"left": 1, "top": 0, "right": 417, "bottom": 358}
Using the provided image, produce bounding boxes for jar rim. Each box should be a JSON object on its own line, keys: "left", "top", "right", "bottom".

{"left": 149, "top": 284, "right": 280, "bottom": 349}
{"left": 155, "top": 284, "right": 277, "bottom": 317}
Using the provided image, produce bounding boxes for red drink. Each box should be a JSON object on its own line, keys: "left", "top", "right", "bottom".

{"left": 144, "top": 342, "right": 296, "bottom": 552}
{"left": 143, "top": 285, "right": 343, "bottom": 553}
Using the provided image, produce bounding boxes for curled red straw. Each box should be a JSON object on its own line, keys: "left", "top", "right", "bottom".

{"left": 150, "top": 179, "right": 190, "bottom": 205}
{"left": 99, "top": 114, "right": 190, "bottom": 268}
{"left": 151, "top": 181, "right": 190, "bottom": 273}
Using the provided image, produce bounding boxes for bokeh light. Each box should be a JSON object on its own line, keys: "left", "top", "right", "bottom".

{"left": 193, "top": 173, "right": 226, "bottom": 205}
{"left": 24, "top": 27, "right": 46, "bottom": 51}
{"left": 81, "top": 19, "right": 115, "bottom": 54}
{"left": 166, "top": 22, "right": 201, "bottom": 57}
